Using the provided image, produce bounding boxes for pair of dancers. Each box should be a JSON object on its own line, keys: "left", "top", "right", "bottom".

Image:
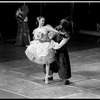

{"left": 25, "top": 16, "right": 71, "bottom": 84}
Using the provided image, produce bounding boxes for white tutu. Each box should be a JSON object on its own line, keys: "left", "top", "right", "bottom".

{"left": 25, "top": 40, "right": 55, "bottom": 65}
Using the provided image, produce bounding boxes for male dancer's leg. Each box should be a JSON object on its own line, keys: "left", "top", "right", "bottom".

{"left": 57, "top": 50, "right": 71, "bottom": 85}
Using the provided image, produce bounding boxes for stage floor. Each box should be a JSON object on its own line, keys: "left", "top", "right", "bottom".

{"left": 0, "top": 36, "right": 100, "bottom": 98}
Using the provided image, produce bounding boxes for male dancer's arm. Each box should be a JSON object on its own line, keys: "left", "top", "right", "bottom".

{"left": 51, "top": 37, "right": 69, "bottom": 50}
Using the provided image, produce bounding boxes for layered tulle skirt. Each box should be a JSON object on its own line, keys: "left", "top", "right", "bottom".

{"left": 25, "top": 40, "right": 55, "bottom": 65}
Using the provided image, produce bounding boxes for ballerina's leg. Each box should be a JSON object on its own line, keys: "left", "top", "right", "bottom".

{"left": 45, "top": 64, "right": 50, "bottom": 84}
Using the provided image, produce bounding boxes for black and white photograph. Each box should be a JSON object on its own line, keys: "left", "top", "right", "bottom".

{"left": 0, "top": 0, "right": 100, "bottom": 99}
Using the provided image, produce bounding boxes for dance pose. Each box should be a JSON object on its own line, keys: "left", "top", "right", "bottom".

{"left": 25, "top": 16, "right": 69, "bottom": 84}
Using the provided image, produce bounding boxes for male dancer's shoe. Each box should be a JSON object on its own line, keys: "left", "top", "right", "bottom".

{"left": 63, "top": 79, "right": 71, "bottom": 85}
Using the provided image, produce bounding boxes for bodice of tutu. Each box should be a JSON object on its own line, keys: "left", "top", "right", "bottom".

{"left": 33, "top": 27, "right": 45, "bottom": 39}
{"left": 33, "top": 25, "right": 57, "bottom": 42}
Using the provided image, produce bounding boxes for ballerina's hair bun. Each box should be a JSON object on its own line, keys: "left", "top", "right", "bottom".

{"left": 37, "top": 16, "right": 45, "bottom": 21}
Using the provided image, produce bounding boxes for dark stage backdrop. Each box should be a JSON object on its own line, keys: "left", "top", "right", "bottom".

{"left": 0, "top": 2, "right": 100, "bottom": 40}
{"left": 73, "top": 3, "right": 100, "bottom": 31}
